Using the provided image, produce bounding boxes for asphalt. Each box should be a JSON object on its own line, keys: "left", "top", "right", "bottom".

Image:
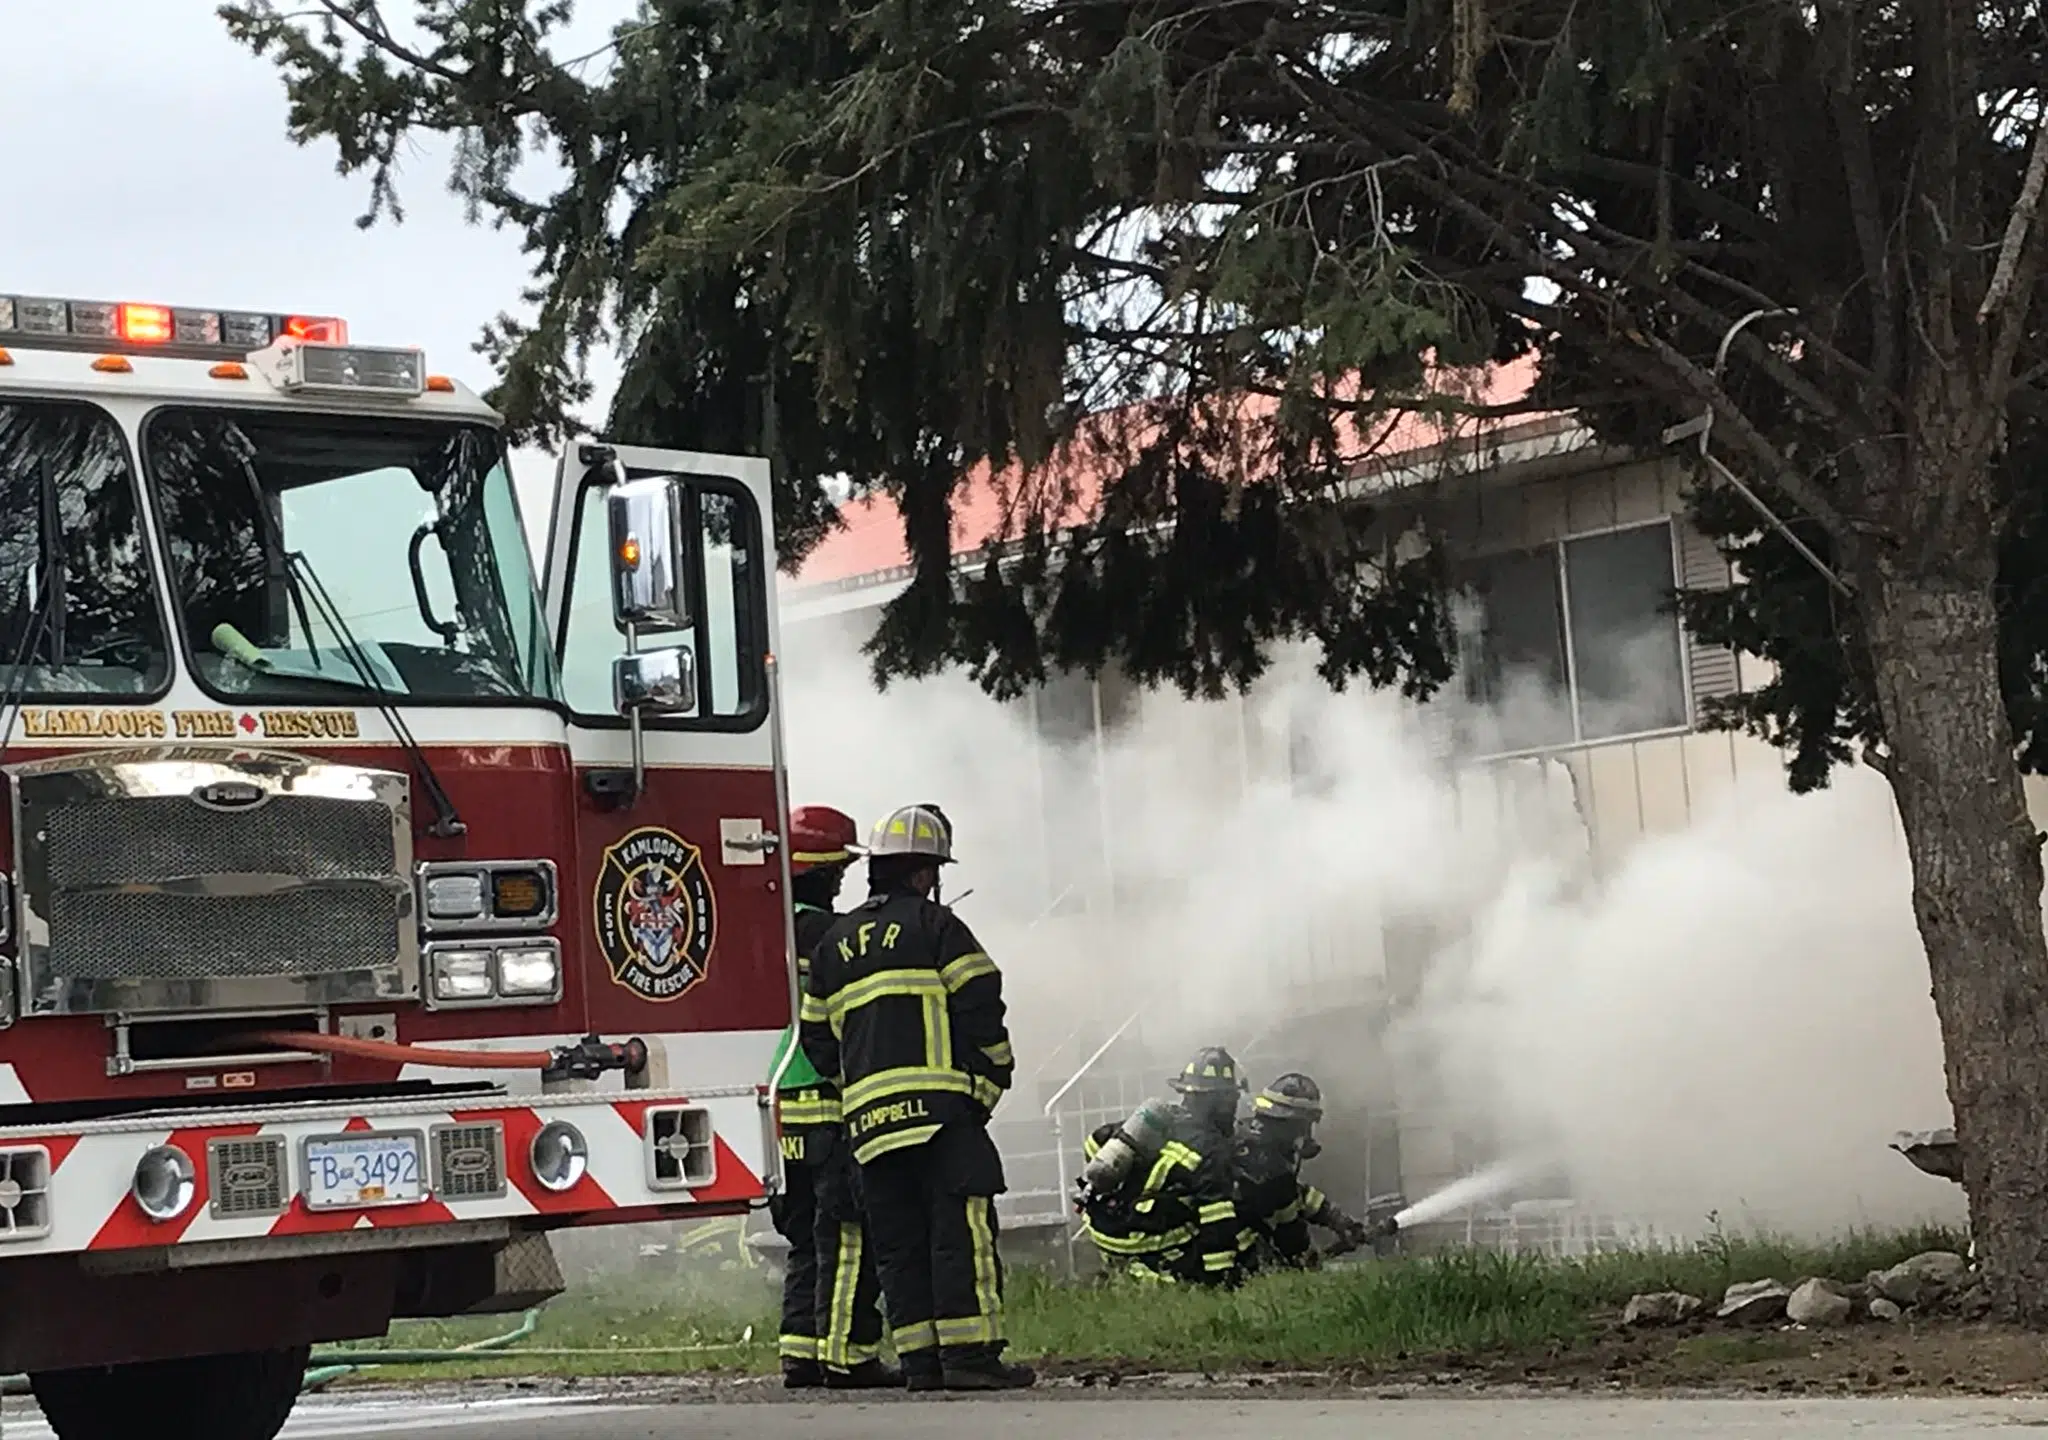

{"left": 12, "top": 1391, "right": 2048, "bottom": 1438}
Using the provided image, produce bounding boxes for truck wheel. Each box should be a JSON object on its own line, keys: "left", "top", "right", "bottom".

{"left": 30, "top": 1346, "right": 311, "bottom": 1440}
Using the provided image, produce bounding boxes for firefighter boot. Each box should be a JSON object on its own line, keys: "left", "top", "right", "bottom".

{"left": 940, "top": 1345, "right": 1037, "bottom": 1391}
{"left": 781, "top": 1359, "right": 826, "bottom": 1389}
{"left": 825, "top": 1360, "right": 903, "bottom": 1390}
{"left": 899, "top": 1348, "right": 945, "bottom": 1394}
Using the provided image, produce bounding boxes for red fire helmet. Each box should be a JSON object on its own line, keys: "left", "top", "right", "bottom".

{"left": 788, "top": 805, "right": 864, "bottom": 874}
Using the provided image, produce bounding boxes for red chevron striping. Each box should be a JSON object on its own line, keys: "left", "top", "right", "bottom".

{"left": 483, "top": 1106, "right": 618, "bottom": 1215}
{"left": 5, "top": 1135, "right": 82, "bottom": 1174}
{"left": 91, "top": 1123, "right": 262, "bottom": 1250}
{"left": 691, "top": 1134, "right": 768, "bottom": 1202}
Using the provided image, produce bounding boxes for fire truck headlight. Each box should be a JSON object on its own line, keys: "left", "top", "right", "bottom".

{"left": 530, "top": 1121, "right": 589, "bottom": 1193}
{"left": 496, "top": 945, "right": 561, "bottom": 999}
{"left": 423, "top": 872, "right": 488, "bottom": 921}
{"left": 430, "top": 949, "right": 494, "bottom": 1002}
{"left": 132, "top": 1145, "right": 196, "bottom": 1223}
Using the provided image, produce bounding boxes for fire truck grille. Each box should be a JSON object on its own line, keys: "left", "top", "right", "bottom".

{"left": 38, "top": 793, "right": 404, "bottom": 983}
{"left": 47, "top": 888, "right": 399, "bottom": 980}
{"left": 47, "top": 795, "right": 395, "bottom": 886}
{"left": 209, "top": 1136, "right": 288, "bottom": 1218}
{"left": 433, "top": 1123, "right": 506, "bottom": 1199}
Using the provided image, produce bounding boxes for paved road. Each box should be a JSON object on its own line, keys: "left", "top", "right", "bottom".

{"left": 13, "top": 1392, "right": 2048, "bottom": 1438}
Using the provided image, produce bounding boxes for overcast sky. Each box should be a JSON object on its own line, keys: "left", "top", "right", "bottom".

{"left": 4, "top": 1, "right": 635, "bottom": 541}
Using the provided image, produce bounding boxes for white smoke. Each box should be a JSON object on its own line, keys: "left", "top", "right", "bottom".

{"left": 779, "top": 605, "right": 1966, "bottom": 1238}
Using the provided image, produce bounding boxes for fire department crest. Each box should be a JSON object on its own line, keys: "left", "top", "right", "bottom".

{"left": 594, "top": 827, "right": 718, "bottom": 1002}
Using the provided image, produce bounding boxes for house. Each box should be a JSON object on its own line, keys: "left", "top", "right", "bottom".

{"left": 771, "top": 367, "right": 1949, "bottom": 1254}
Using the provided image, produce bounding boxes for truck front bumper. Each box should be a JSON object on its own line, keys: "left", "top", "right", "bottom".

{"left": 0, "top": 1085, "right": 771, "bottom": 1261}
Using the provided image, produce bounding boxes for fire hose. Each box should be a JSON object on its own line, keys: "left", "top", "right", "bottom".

{"left": 243, "top": 1030, "right": 649, "bottom": 1084}
{"left": 0, "top": 1308, "right": 761, "bottom": 1397}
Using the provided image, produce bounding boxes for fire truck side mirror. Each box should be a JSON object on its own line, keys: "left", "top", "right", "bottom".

{"left": 613, "top": 645, "right": 696, "bottom": 717}
{"left": 606, "top": 476, "right": 694, "bottom": 631}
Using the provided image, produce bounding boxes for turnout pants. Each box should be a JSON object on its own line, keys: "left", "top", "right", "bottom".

{"left": 858, "top": 1123, "right": 1008, "bottom": 1370}
{"left": 771, "top": 1134, "right": 885, "bottom": 1369}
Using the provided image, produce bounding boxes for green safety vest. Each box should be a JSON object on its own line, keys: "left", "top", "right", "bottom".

{"left": 770, "top": 903, "right": 826, "bottom": 1092}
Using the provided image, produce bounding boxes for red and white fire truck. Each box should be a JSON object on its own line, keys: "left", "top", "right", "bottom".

{"left": 0, "top": 292, "right": 801, "bottom": 1437}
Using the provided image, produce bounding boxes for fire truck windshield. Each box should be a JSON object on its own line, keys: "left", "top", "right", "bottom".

{"left": 144, "top": 409, "right": 560, "bottom": 705}
{"left": 0, "top": 399, "right": 172, "bottom": 703}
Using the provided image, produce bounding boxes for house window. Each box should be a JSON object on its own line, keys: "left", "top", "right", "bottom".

{"left": 1459, "top": 520, "right": 1689, "bottom": 754}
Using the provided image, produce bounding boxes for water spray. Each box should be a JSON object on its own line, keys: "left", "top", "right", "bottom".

{"left": 1383, "top": 1157, "right": 1548, "bottom": 1233}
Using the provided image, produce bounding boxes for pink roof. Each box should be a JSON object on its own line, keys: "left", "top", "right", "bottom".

{"left": 791, "top": 355, "right": 1545, "bottom": 589}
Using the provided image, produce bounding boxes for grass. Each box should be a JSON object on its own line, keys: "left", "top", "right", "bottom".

{"left": 316, "top": 1223, "right": 1967, "bottom": 1385}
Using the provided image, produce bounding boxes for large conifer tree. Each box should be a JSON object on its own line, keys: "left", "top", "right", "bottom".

{"left": 224, "top": 0, "right": 2048, "bottom": 1310}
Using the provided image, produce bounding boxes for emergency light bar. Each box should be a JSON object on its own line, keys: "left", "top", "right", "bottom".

{"left": 0, "top": 291, "right": 349, "bottom": 360}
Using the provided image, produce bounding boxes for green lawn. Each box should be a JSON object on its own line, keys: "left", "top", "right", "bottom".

{"left": 314, "top": 1224, "right": 1964, "bottom": 1385}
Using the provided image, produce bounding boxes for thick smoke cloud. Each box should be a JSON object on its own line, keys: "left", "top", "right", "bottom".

{"left": 780, "top": 609, "right": 1965, "bottom": 1238}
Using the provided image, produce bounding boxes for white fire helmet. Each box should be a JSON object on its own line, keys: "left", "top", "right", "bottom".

{"left": 867, "top": 803, "right": 955, "bottom": 863}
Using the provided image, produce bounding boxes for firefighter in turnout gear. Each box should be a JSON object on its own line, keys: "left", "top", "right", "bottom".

{"left": 1076, "top": 1046, "right": 1249, "bottom": 1287}
{"left": 799, "top": 804, "right": 1035, "bottom": 1393}
{"left": 1232, "top": 1073, "right": 1376, "bottom": 1272}
{"left": 769, "top": 806, "right": 893, "bottom": 1390}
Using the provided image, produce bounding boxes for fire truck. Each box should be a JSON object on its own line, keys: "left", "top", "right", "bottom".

{"left": 0, "top": 292, "right": 800, "bottom": 1438}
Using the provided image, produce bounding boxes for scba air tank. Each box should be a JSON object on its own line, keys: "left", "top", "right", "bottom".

{"left": 1079, "top": 1097, "right": 1176, "bottom": 1193}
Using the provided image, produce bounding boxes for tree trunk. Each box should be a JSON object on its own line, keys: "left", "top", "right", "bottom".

{"left": 1862, "top": 557, "right": 2048, "bottom": 1319}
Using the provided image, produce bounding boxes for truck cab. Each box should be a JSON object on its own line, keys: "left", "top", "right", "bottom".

{"left": 0, "top": 292, "right": 797, "bottom": 1439}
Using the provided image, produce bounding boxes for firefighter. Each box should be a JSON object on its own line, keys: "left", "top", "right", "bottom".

{"left": 1232, "top": 1072, "right": 1377, "bottom": 1273}
{"left": 769, "top": 805, "right": 893, "bottom": 1390}
{"left": 800, "top": 803, "right": 1035, "bottom": 1393}
{"left": 1075, "top": 1046, "right": 1248, "bottom": 1287}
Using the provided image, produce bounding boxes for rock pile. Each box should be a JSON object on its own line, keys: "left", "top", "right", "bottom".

{"left": 1620, "top": 1251, "right": 1982, "bottom": 1330}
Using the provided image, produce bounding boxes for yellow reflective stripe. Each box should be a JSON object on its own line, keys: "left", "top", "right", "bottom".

{"left": 980, "top": 1040, "right": 1014, "bottom": 1067}
{"left": 1127, "top": 1261, "right": 1178, "bottom": 1284}
{"left": 853, "top": 1124, "right": 943, "bottom": 1164}
{"left": 964, "top": 1196, "right": 1004, "bottom": 1342}
{"left": 1197, "top": 1200, "right": 1236, "bottom": 1226}
{"left": 1203, "top": 1251, "right": 1237, "bottom": 1272}
{"left": 1087, "top": 1223, "right": 1195, "bottom": 1255}
{"left": 842, "top": 1067, "right": 981, "bottom": 1113}
{"left": 892, "top": 1320, "right": 939, "bottom": 1354}
{"left": 792, "top": 848, "right": 851, "bottom": 864}
{"left": 822, "top": 1222, "right": 864, "bottom": 1369}
{"left": 940, "top": 951, "right": 998, "bottom": 991}
{"left": 1271, "top": 1199, "right": 1303, "bottom": 1227}
{"left": 799, "top": 994, "right": 831, "bottom": 1024}
{"left": 1142, "top": 1153, "right": 1179, "bottom": 1195}
{"left": 970, "top": 1075, "right": 1003, "bottom": 1111}
{"left": 1082, "top": 1136, "right": 1102, "bottom": 1161}
{"left": 827, "top": 1345, "right": 880, "bottom": 1368}
{"left": 936, "top": 1314, "right": 1001, "bottom": 1346}
{"left": 1236, "top": 1228, "right": 1259, "bottom": 1251}
{"left": 829, "top": 967, "right": 946, "bottom": 1021}
{"left": 925, "top": 992, "right": 953, "bottom": 1073}
{"left": 777, "top": 1091, "right": 841, "bottom": 1125}
{"left": 1305, "top": 1186, "right": 1327, "bottom": 1213}
{"left": 779, "top": 1334, "right": 820, "bottom": 1360}
{"left": 1140, "top": 1142, "right": 1199, "bottom": 1197}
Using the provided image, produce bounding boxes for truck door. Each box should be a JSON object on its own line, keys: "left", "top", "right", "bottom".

{"left": 539, "top": 441, "right": 792, "bottom": 1088}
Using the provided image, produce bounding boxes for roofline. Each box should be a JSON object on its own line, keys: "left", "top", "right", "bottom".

{"left": 780, "top": 413, "right": 1621, "bottom": 612}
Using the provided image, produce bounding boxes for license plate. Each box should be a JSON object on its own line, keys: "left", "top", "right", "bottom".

{"left": 302, "top": 1132, "right": 427, "bottom": 1211}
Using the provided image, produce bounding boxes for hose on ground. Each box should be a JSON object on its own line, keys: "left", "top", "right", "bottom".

{"left": 0, "top": 1310, "right": 759, "bottom": 1398}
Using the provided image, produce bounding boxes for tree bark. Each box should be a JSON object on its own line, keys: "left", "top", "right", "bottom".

{"left": 1862, "top": 555, "right": 2048, "bottom": 1319}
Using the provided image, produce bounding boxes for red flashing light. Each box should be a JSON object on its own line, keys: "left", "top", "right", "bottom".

{"left": 118, "top": 303, "right": 175, "bottom": 345}
{"left": 283, "top": 315, "right": 349, "bottom": 344}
